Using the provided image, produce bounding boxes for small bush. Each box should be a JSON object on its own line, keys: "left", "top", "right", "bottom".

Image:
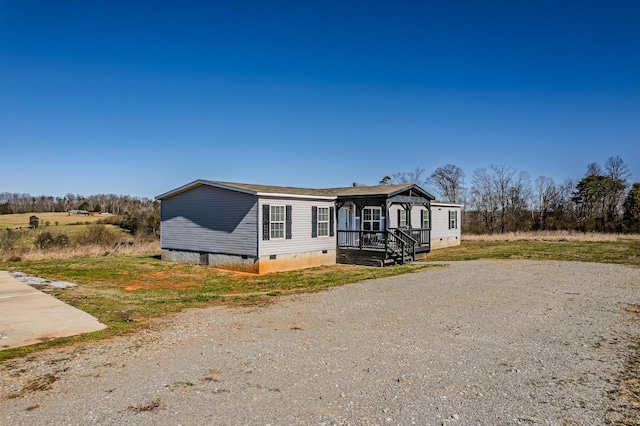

{"left": 74, "top": 224, "right": 122, "bottom": 246}
{"left": 36, "top": 231, "right": 70, "bottom": 249}
{"left": 0, "top": 229, "right": 17, "bottom": 250}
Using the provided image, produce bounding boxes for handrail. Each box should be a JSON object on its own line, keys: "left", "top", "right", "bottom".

{"left": 391, "top": 227, "right": 419, "bottom": 244}
{"left": 336, "top": 229, "right": 421, "bottom": 264}
{"left": 385, "top": 229, "right": 415, "bottom": 264}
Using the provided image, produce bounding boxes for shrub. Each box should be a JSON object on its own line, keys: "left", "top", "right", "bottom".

{"left": 36, "top": 231, "right": 70, "bottom": 249}
{"left": 75, "top": 224, "right": 122, "bottom": 246}
{"left": 0, "top": 229, "right": 17, "bottom": 250}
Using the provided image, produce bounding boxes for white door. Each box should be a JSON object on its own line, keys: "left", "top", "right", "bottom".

{"left": 338, "top": 207, "right": 352, "bottom": 230}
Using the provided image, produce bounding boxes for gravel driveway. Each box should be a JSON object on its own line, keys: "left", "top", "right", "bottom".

{"left": 1, "top": 260, "right": 639, "bottom": 425}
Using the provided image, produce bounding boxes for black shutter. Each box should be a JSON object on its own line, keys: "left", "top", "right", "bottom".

{"left": 285, "top": 205, "right": 292, "bottom": 239}
{"left": 397, "top": 210, "right": 401, "bottom": 227}
{"left": 329, "top": 206, "right": 335, "bottom": 237}
{"left": 421, "top": 210, "right": 424, "bottom": 229}
{"left": 262, "top": 204, "right": 270, "bottom": 240}
{"left": 311, "top": 206, "right": 318, "bottom": 238}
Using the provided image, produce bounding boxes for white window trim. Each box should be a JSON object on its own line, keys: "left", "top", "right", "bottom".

{"left": 317, "top": 206, "right": 329, "bottom": 237}
{"left": 270, "top": 205, "right": 285, "bottom": 239}
{"left": 399, "top": 209, "right": 407, "bottom": 228}
{"left": 363, "top": 207, "right": 382, "bottom": 231}
{"left": 422, "top": 210, "right": 430, "bottom": 229}
{"left": 449, "top": 210, "right": 458, "bottom": 229}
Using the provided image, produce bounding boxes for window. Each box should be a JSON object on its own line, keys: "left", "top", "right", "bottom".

{"left": 422, "top": 209, "right": 430, "bottom": 229}
{"left": 363, "top": 207, "right": 381, "bottom": 231}
{"left": 317, "top": 207, "right": 329, "bottom": 237}
{"left": 398, "top": 209, "right": 407, "bottom": 228}
{"left": 262, "top": 204, "right": 292, "bottom": 240}
{"left": 270, "top": 205, "right": 285, "bottom": 238}
{"left": 312, "top": 206, "right": 334, "bottom": 238}
{"left": 449, "top": 210, "right": 458, "bottom": 229}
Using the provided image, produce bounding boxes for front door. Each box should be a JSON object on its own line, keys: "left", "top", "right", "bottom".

{"left": 338, "top": 206, "right": 353, "bottom": 230}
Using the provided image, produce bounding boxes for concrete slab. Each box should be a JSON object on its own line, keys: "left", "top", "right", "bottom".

{"left": 0, "top": 271, "right": 106, "bottom": 350}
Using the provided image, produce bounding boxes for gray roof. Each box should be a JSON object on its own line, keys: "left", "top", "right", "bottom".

{"left": 157, "top": 180, "right": 434, "bottom": 200}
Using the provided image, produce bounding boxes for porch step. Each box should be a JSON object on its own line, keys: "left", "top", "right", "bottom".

{"left": 385, "top": 249, "right": 414, "bottom": 266}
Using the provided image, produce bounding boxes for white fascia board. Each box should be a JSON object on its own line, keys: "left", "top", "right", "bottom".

{"left": 155, "top": 180, "right": 204, "bottom": 200}
{"left": 256, "top": 192, "right": 336, "bottom": 201}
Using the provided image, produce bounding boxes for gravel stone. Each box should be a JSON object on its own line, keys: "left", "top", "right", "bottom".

{"left": 8, "top": 272, "right": 76, "bottom": 289}
{"left": 1, "top": 259, "right": 639, "bottom": 425}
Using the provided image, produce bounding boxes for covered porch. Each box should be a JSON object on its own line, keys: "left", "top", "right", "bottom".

{"left": 334, "top": 184, "right": 434, "bottom": 266}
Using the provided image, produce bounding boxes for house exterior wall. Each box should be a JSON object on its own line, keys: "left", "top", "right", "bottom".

{"left": 160, "top": 185, "right": 258, "bottom": 258}
{"left": 257, "top": 197, "right": 336, "bottom": 273}
{"left": 388, "top": 204, "right": 429, "bottom": 229}
{"left": 430, "top": 203, "right": 462, "bottom": 249}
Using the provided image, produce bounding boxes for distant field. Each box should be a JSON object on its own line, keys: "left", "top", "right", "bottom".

{"left": 0, "top": 212, "right": 108, "bottom": 229}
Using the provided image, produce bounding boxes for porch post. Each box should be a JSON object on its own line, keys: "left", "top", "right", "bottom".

{"left": 355, "top": 202, "right": 363, "bottom": 249}
{"left": 385, "top": 200, "right": 391, "bottom": 231}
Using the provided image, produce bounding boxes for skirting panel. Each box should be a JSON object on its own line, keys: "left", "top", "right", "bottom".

{"left": 430, "top": 236, "right": 461, "bottom": 250}
{"left": 258, "top": 250, "right": 336, "bottom": 274}
{"left": 162, "top": 249, "right": 335, "bottom": 275}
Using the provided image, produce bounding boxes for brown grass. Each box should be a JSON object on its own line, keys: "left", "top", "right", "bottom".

{"left": 0, "top": 239, "right": 160, "bottom": 262}
{"left": 0, "top": 212, "right": 106, "bottom": 228}
{"left": 463, "top": 230, "right": 640, "bottom": 242}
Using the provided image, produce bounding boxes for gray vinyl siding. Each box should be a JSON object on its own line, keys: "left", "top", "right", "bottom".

{"left": 430, "top": 204, "right": 462, "bottom": 241}
{"left": 388, "top": 205, "right": 429, "bottom": 229}
{"left": 258, "top": 197, "right": 336, "bottom": 256}
{"left": 161, "top": 185, "right": 258, "bottom": 256}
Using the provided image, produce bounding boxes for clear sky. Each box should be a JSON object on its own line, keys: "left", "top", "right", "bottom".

{"left": 1, "top": 1, "right": 639, "bottom": 199}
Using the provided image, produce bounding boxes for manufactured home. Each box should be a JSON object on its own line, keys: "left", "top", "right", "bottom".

{"left": 156, "top": 180, "right": 462, "bottom": 274}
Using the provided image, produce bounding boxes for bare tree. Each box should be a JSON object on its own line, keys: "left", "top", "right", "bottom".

{"left": 468, "top": 164, "right": 531, "bottom": 233}
{"left": 428, "top": 164, "right": 465, "bottom": 203}
{"left": 504, "top": 171, "right": 532, "bottom": 231}
{"left": 469, "top": 167, "right": 498, "bottom": 232}
{"left": 533, "top": 176, "right": 559, "bottom": 229}
{"left": 488, "top": 164, "right": 517, "bottom": 232}
{"left": 586, "top": 162, "right": 602, "bottom": 176}
{"left": 604, "top": 155, "right": 631, "bottom": 183}
{"left": 392, "top": 167, "right": 426, "bottom": 185}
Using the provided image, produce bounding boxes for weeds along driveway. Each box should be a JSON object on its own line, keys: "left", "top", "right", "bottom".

{"left": 1, "top": 259, "right": 639, "bottom": 425}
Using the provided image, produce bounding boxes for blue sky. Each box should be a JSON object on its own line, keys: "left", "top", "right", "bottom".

{"left": 1, "top": 1, "right": 638, "bottom": 199}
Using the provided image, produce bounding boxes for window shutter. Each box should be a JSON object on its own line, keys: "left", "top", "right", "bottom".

{"left": 329, "top": 206, "right": 334, "bottom": 237}
{"left": 285, "top": 205, "right": 292, "bottom": 239}
{"left": 454, "top": 210, "right": 458, "bottom": 229}
{"left": 262, "top": 204, "right": 270, "bottom": 240}
{"left": 421, "top": 210, "right": 424, "bottom": 229}
{"left": 311, "top": 206, "right": 318, "bottom": 238}
{"left": 397, "top": 210, "right": 401, "bottom": 227}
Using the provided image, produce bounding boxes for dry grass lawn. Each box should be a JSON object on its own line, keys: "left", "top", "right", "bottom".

{"left": 0, "top": 212, "right": 106, "bottom": 229}
{"left": 463, "top": 230, "right": 640, "bottom": 242}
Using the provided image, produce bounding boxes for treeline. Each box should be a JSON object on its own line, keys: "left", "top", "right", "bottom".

{"left": 0, "top": 192, "right": 153, "bottom": 215}
{"left": 0, "top": 193, "right": 160, "bottom": 237}
{"left": 389, "top": 156, "right": 640, "bottom": 234}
